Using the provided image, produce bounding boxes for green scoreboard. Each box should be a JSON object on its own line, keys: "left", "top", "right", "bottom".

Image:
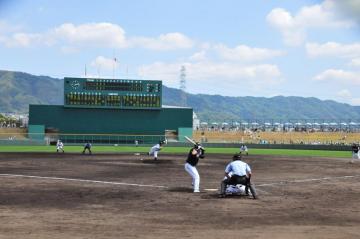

{"left": 64, "top": 77, "right": 162, "bottom": 109}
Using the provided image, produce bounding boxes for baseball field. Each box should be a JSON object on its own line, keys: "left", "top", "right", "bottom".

{"left": 0, "top": 148, "right": 359, "bottom": 239}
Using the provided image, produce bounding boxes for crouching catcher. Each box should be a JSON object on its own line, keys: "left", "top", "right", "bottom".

{"left": 219, "top": 154, "right": 257, "bottom": 199}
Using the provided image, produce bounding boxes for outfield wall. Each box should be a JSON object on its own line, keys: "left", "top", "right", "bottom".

{"left": 28, "top": 105, "right": 193, "bottom": 143}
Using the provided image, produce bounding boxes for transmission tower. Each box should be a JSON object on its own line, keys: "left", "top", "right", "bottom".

{"left": 179, "top": 65, "right": 187, "bottom": 106}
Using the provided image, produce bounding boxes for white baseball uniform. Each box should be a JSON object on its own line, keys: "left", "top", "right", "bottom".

{"left": 56, "top": 140, "right": 64, "bottom": 152}
{"left": 149, "top": 143, "right": 161, "bottom": 159}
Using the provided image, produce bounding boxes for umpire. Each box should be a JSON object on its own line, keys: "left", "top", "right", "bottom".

{"left": 219, "top": 154, "right": 257, "bottom": 199}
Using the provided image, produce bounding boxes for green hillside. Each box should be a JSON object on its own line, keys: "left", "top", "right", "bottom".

{"left": 1, "top": 70, "right": 360, "bottom": 121}
{"left": 0, "top": 70, "right": 63, "bottom": 113}
{"left": 162, "top": 85, "right": 360, "bottom": 121}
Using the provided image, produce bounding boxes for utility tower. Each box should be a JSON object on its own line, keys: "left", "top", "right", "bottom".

{"left": 179, "top": 65, "right": 187, "bottom": 107}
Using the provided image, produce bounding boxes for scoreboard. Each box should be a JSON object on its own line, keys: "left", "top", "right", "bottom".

{"left": 64, "top": 77, "right": 162, "bottom": 109}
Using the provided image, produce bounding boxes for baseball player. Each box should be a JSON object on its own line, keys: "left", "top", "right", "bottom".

{"left": 240, "top": 144, "right": 248, "bottom": 155}
{"left": 219, "top": 154, "right": 257, "bottom": 199}
{"left": 184, "top": 143, "right": 205, "bottom": 193}
{"left": 56, "top": 140, "right": 64, "bottom": 153}
{"left": 148, "top": 140, "right": 165, "bottom": 160}
{"left": 82, "top": 142, "right": 92, "bottom": 154}
{"left": 350, "top": 143, "right": 360, "bottom": 163}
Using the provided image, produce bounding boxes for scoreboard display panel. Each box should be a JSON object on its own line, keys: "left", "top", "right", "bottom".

{"left": 64, "top": 77, "right": 162, "bottom": 109}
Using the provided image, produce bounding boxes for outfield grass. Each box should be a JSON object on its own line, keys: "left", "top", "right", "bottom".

{"left": 0, "top": 145, "right": 351, "bottom": 158}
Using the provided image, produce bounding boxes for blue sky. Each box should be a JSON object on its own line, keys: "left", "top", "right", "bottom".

{"left": 1, "top": 0, "right": 360, "bottom": 105}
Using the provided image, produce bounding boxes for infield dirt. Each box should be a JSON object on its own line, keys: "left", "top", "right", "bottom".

{"left": 0, "top": 152, "right": 359, "bottom": 239}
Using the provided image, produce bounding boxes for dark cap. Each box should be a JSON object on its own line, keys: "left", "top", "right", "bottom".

{"left": 232, "top": 153, "right": 242, "bottom": 161}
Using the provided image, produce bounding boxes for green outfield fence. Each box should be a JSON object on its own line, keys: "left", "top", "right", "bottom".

{"left": 0, "top": 133, "right": 167, "bottom": 146}
{"left": 0, "top": 132, "right": 355, "bottom": 151}
{"left": 56, "top": 133, "right": 167, "bottom": 145}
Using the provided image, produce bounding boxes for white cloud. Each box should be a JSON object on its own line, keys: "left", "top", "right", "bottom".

{"left": 1, "top": 32, "right": 43, "bottom": 47}
{"left": 336, "top": 89, "right": 352, "bottom": 98}
{"left": 52, "top": 23, "right": 127, "bottom": 48}
{"left": 314, "top": 69, "right": 360, "bottom": 85}
{"left": 189, "top": 50, "right": 207, "bottom": 61}
{"left": 266, "top": 8, "right": 306, "bottom": 46}
{"left": 267, "top": 1, "right": 355, "bottom": 46}
{"left": 0, "top": 22, "right": 194, "bottom": 51}
{"left": 336, "top": 89, "right": 360, "bottom": 105}
{"left": 306, "top": 42, "right": 360, "bottom": 58}
{"left": 0, "top": 20, "right": 22, "bottom": 33}
{"left": 139, "top": 61, "right": 283, "bottom": 96}
{"left": 128, "top": 32, "right": 194, "bottom": 50}
{"left": 214, "top": 44, "right": 285, "bottom": 61}
{"left": 0, "top": 21, "right": 42, "bottom": 47}
{"left": 91, "top": 56, "right": 119, "bottom": 71}
{"left": 349, "top": 58, "right": 360, "bottom": 67}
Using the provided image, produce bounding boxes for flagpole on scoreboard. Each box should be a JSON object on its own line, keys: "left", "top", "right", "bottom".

{"left": 112, "top": 49, "right": 117, "bottom": 79}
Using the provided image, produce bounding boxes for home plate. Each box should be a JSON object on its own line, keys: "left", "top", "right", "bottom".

{"left": 134, "top": 153, "right": 140, "bottom": 155}
{"left": 204, "top": 188, "right": 218, "bottom": 192}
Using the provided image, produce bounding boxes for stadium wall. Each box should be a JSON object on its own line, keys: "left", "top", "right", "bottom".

{"left": 28, "top": 105, "right": 193, "bottom": 141}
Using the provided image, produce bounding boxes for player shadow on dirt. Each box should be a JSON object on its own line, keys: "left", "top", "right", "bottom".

{"left": 141, "top": 159, "right": 175, "bottom": 165}
{"left": 165, "top": 188, "right": 252, "bottom": 200}
{"left": 167, "top": 187, "right": 194, "bottom": 193}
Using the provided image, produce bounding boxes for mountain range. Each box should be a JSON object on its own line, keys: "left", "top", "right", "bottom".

{"left": 1, "top": 70, "right": 360, "bottom": 122}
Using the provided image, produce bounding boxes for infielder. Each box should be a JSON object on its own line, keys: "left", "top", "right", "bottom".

{"left": 240, "top": 144, "right": 248, "bottom": 155}
{"left": 219, "top": 154, "right": 257, "bottom": 199}
{"left": 184, "top": 143, "right": 205, "bottom": 193}
{"left": 351, "top": 143, "right": 360, "bottom": 163}
{"left": 56, "top": 140, "right": 64, "bottom": 153}
{"left": 82, "top": 142, "right": 92, "bottom": 154}
{"left": 148, "top": 140, "right": 165, "bottom": 160}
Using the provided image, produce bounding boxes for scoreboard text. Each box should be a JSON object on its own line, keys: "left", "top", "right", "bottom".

{"left": 64, "top": 77, "right": 162, "bottom": 109}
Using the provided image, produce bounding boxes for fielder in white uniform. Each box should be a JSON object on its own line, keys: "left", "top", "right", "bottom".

{"left": 56, "top": 140, "right": 64, "bottom": 153}
{"left": 240, "top": 144, "right": 248, "bottom": 155}
{"left": 149, "top": 141, "right": 165, "bottom": 160}
{"left": 185, "top": 143, "right": 205, "bottom": 193}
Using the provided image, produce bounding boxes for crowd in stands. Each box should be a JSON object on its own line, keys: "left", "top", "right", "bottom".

{"left": 0, "top": 113, "right": 27, "bottom": 128}
{"left": 194, "top": 125, "right": 360, "bottom": 146}
{"left": 196, "top": 121, "right": 360, "bottom": 134}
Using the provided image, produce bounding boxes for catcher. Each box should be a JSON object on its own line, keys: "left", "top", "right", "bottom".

{"left": 219, "top": 153, "right": 257, "bottom": 199}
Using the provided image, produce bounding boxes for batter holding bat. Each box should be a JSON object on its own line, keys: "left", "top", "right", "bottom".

{"left": 184, "top": 140, "right": 205, "bottom": 193}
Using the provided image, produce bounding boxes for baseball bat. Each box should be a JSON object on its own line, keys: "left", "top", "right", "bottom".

{"left": 184, "top": 136, "right": 196, "bottom": 145}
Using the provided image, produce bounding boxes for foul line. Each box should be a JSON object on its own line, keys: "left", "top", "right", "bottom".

{"left": 0, "top": 174, "right": 168, "bottom": 189}
{"left": 203, "top": 174, "right": 360, "bottom": 193}
{"left": 257, "top": 174, "right": 360, "bottom": 187}
{"left": 2, "top": 173, "right": 359, "bottom": 193}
